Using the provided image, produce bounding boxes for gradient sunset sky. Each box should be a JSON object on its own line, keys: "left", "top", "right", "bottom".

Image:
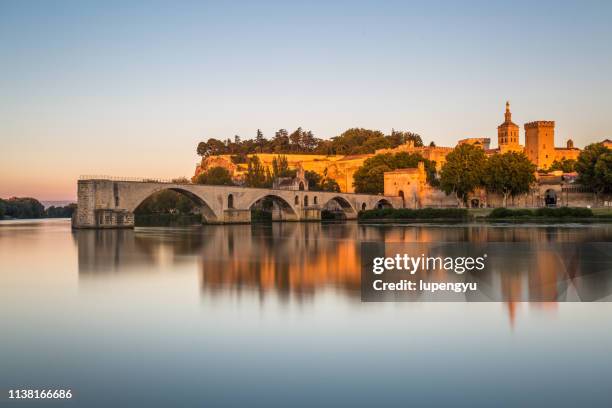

{"left": 2, "top": 0, "right": 611, "bottom": 200}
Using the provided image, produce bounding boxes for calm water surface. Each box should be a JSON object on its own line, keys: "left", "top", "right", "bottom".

{"left": 1, "top": 219, "right": 612, "bottom": 407}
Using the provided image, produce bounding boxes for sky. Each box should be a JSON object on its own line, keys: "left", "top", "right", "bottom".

{"left": 1, "top": 0, "right": 611, "bottom": 200}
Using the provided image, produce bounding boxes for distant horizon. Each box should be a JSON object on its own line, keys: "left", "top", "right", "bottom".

{"left": 2, "top": 0, "right": 611, "bottom": 200}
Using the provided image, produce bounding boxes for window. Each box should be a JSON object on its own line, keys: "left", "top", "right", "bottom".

{"left": 361, "top": 203, "right": 367, "bottom": 211}
{"left": 304, "top": 196, "right": 309, "bottom": 206}
{"left": 295, "top": 196, "right": 299, "bottom": 205}
{"left": 227, "top": 194, "right": 234, "bottom": 209}
{"left": 314, "top": 196, "right": 318, "bottom": 205}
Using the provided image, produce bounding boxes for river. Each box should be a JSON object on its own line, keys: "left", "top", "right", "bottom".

{"left": 1, "top": 219, "right": 612, "bottom": 407}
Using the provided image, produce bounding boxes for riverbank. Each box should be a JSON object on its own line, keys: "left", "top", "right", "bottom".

{"left": 358, "top": 207, "right": 612, "bottom": 224}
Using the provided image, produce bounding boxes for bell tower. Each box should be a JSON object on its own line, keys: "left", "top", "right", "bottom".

{"left": 497, "top": 101, "right": 520, "bottom": 152}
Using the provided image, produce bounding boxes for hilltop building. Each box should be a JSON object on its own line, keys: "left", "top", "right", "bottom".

{"left": 195, "top": 102, "right": 604, "bottom": 206}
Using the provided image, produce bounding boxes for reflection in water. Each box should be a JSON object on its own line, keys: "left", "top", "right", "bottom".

{"left": 75, "top": 223, "right": 612, "bottom": 322}
{"left": 3, "top": 219, "right": 612, "bottom": 407}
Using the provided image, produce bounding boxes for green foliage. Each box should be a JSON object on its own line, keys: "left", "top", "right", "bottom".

{"left": 576, "top": 143, "right": 612, "bottom": 196}
{"left": 439, "top": 144, "right": 487, "bottom": 205}
{"left": 196, "top": 127, "right": 422, "bottom": 156}
{"left": 0, "top": 197, "right": 45, "bottom": 219}
{"left": 271, "top": 155, "right": 295, "bottom": 178}
{"left": 353, "top": 152, "right": 437, "bottom": 194}
{"left": 488, "top": 207, "right": 593, "bottom": 218}
{"left": 358, "top": 208, "right": 468, "bottom": 220}
{"left": 244, "top": 156, "right": 272, "bottom": 188}
{"left": 488, "top": 208, "right": 534, "bottom": 218}
{"left": 194, "top": 166, "right": 235, "bottom": 186}
{"left": 305, "top": 170, "right": 341, "bottom": 192}
{"left": 135, "top": 190, "right": 198, "bottom": 215}
{"left": 45, "top": 203, "right": 77, "bottom": 218}
{"left": 305, "top": 170, "right": 321, "bottom": 190}
{"left": 548, "top": 158, "right": 576, "bottom": 172}
{"left": 319, "top": 178, "right": 341, "bottom": 192}
{"left": 534, "top": 207, "right": 593, "bottom": 218}
{"left": 484, "top": 152, "right": 536, "bottom": 207}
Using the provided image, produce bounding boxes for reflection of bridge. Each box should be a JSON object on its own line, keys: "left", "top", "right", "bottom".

{"left": 72, "top": 177, "right": 401, "bottom": 228}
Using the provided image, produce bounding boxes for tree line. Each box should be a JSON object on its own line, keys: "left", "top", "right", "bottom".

{"left": 353, "top": 142, "right": 612, "bottom": 207}
{"left": 197, "top": 127, "right": 424, "bottom": 160}
{"left": 0, "top": 198, "right": 76, "bottom": 219}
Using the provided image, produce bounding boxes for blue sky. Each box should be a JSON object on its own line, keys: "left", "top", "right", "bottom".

{"left": 1, "top": 0, "right": 611, "bottom": 199}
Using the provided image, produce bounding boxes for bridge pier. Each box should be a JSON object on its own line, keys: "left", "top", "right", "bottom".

{"left": 223, "top": 209, "right": 251, "bottom": 224}
{"left": 300, "top": 207, "right": 322, "bottom": 221}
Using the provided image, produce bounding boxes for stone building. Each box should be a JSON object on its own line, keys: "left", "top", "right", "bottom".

{"left": 272, "top": 165, "right": 308, "bottom": 191}
{"left": 458, "top": 137, "right": 491, "bottom": 150}
{"left": 497, "top": 101, "right": 522, "bottom": 153}
{"left": 524, "top": 121, "right": 580, "bottom": 169}
{"left": 194, "top": 101, "right": 602, "bottom": 205}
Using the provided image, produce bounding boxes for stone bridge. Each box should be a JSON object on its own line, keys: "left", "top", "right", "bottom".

{"left": 72, "top": 177, "right": 402, "bottom": 228}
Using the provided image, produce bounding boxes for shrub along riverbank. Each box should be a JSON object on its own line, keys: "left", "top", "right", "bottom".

{"left": 358, "top": 208, "right": 469, "bottom": 221}
{"left": 486, "top": 207, "right": 596, "bottom": 219}
{"left": 358, "top": 206, "right": 612, "bottom": 223}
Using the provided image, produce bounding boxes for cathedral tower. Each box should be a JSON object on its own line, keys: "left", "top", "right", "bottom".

{"left": 497, "top": 101, "right": 520, "bottom": 152}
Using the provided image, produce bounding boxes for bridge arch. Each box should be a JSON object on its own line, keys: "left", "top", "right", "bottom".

{"left": 131, "top": 186, "right": 219, "bottom": 223}
{"left": 375, "top": 198, "right": 393, "bottom": 209}
{"left": 247, "top": 194, "right": 299, "bottom": 221}
{"left": 322, "top": 196, "right": 357, "bottom": 217}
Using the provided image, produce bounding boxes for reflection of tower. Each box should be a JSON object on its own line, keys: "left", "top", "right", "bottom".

{"left": 497, "top": 101, "right": 520, "bottom": 152}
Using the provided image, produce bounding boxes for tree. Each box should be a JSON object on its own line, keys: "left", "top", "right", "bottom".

{"left": 194, "top": 166, "right": 235, "bottom": 186}
{"left": 135, "top": 191, "right": 197, "bottom": 214}
{"left": 329, "top": 128, "right": 387, "bottom": 155}
{"left": 272, "top": 129, "right": 290, "bottom": 153}
{"left": 304, "top": 170, "right": 341, "bottom": 192}
{"left": 255, "top": 129, "right": 266, "bottom": 152}
{"left": 439, "top": 144, "right": 487, "bottom": 206}
{"left": 353, "top": 152, "right": 437, "bottom": 194}
{"left": 271, "top": 155, "right": 295, "bottom": 178}
{"left": 244, "top": 156, "right": 271, "bottom": 188}
{"left": 484, "top": 152, "right": 536, "bottom": 207}
{"left": 197, "top": 138, "right": 226, "bottom": 157}
{"left": 289, "top": 127, "right": 304, "bottom": 152}
{"left": 45, "top": 203, "right": 77, "bottom": 218}
{"left": 0, "top": 197, "right": 45, "bottom": 219}
{"left": 548, "top": 158, "right": 576, "bottom": 172}
{"left": 302, "top": 131, "right": 317, "bottom": 152}
{"left": 388, "top": 129, "right": 424, "bottom": 147}
{"left": 576, "top": 143, "right": 612, "bottom": 202}
{"left": 320, "top": 178, "right": 341, "bottom": 192}
{"left": 305, "top": 170, "right": 321, "bottom": 190}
